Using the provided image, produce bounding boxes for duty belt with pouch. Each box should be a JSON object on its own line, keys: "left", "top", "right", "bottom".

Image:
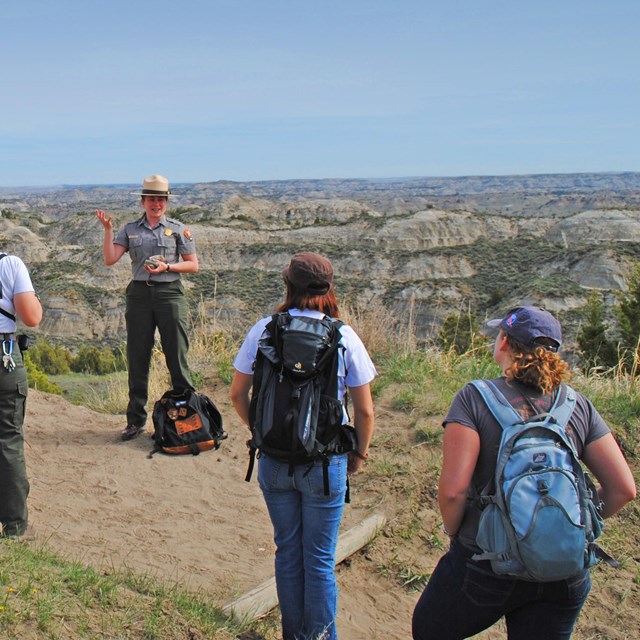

{"left": 0, "top": 332, "right": 29, "bottom": 375}
{"left": 2, "top": 335, "right": 16, "bottom": 372}
{"left": 0, "top": 333, "right": 30, "bottom": 351}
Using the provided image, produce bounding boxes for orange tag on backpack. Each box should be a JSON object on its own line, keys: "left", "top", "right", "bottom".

{"left": 175, "top": 414, "right": 203, "bottom": 435}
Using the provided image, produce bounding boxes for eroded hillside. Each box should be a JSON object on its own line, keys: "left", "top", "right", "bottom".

{"left": 1, "top": 173, "right": 640, "bottom": 348}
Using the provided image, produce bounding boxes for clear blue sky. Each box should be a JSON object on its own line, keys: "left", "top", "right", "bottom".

{"left": 1, "top": 0, "right": 638, "bottom": 186}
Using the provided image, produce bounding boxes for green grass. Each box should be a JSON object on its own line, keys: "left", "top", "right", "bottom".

{"left": 50, "top": 372, "right": 126, "bottom": 405}
{"left": 571, "top": 372, "right": 640, "bottom": 466}
{"left": 49, "top": 322, "right": 241, "bottom": 414}
{"left": 0, "top": 541, "right": 242, "bottom": 639}
{"left": 373, "top": 344, "right": 501, "bottom": 419}
{"left": 375, "top": 554, "right": 431, "bottom": 592}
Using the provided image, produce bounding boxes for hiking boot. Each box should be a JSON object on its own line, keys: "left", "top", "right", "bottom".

{"left": 120, "top": 424, "right": 145, "bottom": 441}
{"left": 14, "top": 525, "right": 36, "bottom": 541}
{"left": 0, "top": 524, "right": 35, "bottom": 541}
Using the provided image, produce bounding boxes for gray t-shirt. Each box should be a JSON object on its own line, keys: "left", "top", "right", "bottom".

{"left": 114, "top": 215, "right": 196, "bottom": 282}
{"left": 443, "top": 376, "right": 610, "bottom": 550}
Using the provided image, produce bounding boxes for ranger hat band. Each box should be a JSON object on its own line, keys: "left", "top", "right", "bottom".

{"left": 133, "top": 175, "right": 172, "bottom": 197}
{"left": 487, "top": 306, "right": 562, "bottom": 351}
{"left": 283, "top": 252, "right": 334, "bottom": 295}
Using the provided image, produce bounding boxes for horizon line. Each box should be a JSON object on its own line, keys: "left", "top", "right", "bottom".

{"left": 1, "top": 169, "right": 639, "bottom": 191}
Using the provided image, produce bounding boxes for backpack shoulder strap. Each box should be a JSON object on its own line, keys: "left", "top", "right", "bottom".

{"left": 548, "top": 384, "right": 576, "bottom": 430}
{"left": 470, "top": 379, "right": 577, "bottom": 432}
{"left": 265, "top": 312, "right": 283, "bottom": 337}
{"left": 0, "top": 253, "right": 5, "bottom": 301}
{"left": 269, "top": 312, "right": 289, "bottom": 360}
{"left": 254, "top": 313, "right": 283, "bottom": 363}
{"left": 469, "top": 379, "right": 522, "bottom": 430}
{"left": 314, "top": 316, "right": 343, "bottom": 369}
{"left": 0, "top": 308, "right": 16, "bottom": 322}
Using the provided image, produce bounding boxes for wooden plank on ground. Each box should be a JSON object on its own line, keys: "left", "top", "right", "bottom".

{"left": 222, "top": 512, "right": 386, "bottom": 623}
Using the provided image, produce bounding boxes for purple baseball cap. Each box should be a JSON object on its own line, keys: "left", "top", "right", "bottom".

{"left": 487, "top": 306, "right": 562, "bottom": 352}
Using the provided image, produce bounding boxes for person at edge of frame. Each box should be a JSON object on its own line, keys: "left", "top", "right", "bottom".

{"left": 96, "top": 175, "right": 198, "bottom": 441}
{"left": 412, "top": 306, "right": 637, "bottom": 640}
{"left": 229, "top": 252, "right": 377, "bottom": 640}
{"left": 0, "top": 251, "right": 43, "bottom": 538}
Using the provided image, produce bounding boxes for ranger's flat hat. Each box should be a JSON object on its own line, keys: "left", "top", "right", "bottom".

{"left": 133, "top": 175, "right": 173, "bottom": 197}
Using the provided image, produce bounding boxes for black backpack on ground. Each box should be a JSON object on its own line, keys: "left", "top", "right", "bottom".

{"left": 150, "top": 388, "right": 226, "bottom": 456}
{"left": 245, "top": 312, "right": 357, "bottom": 495}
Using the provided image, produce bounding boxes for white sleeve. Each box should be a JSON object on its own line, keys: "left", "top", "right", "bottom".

{"left": 340, "top": 325, "right": 377, "bottom": 388}
{"left": 233, "top": 317, "right": 271, "bottom": 375}
{"left": 5, "top": 256, "right": 35, "bottom": 295}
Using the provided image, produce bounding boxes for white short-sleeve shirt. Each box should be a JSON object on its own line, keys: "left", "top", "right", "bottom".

{"left": 0, "top": 255, "right": 36, "bottom": 333}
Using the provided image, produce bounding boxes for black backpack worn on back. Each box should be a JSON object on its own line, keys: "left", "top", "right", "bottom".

{"left": 246, "top": 312, "right": 356, "bottom": 494}
{"left": 150, "top": 388, "right": 227, "bottom": 456}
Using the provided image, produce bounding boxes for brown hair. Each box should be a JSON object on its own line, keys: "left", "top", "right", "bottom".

{"left": 276, "top": 282, "right": 340, "bottom": 318}
{"left": 504, "top": 334, "right": 571, "bottom": 395}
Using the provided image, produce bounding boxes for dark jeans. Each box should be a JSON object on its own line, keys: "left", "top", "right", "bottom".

{"left": 0, "top": 348, "right": 29, "bottom": 536}
{"left": 412, "top": 540, "right": 591, "bottom": 640}
{"left": 125, "top": 280, "right": 193, "bottom": 426}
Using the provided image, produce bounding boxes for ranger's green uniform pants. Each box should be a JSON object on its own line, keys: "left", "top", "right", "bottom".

{"left": 0, "top": 346, "right": 29, "bottom": 537}
{"left": 125, "top": 280, "right": 193, "bottom": 427}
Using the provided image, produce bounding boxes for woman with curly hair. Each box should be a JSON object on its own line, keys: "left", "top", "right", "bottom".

{"left": 412, "top": 306, "right": 636, "bottom": 640}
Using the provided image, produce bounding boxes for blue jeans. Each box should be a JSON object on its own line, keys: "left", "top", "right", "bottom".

{"left": 412, "top": 540, "right": 591, "bottom": 640}
{"left": 258, "top": 453, "right": 347, "bottom": 640}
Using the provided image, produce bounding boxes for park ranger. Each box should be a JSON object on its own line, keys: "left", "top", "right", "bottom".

{"left": 96, "top": 175, "right": 198, "bottom": 441}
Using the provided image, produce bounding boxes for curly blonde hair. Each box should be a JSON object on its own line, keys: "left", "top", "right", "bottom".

{"left": 504, "top": 334, "right": 571, "bottom": 395}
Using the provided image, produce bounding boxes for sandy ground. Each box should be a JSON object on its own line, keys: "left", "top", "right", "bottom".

{"left": 22, "top": 388, "right": 640, "bottom": 640}
{"left": 22, "top": 388, "right": 419, "bottom": 640}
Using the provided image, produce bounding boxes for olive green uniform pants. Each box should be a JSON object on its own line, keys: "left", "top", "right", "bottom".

{"left": 125, "top": 280, "right": 193, "bottom": 427}
{"left": 0, "top": 347, "right": 29, "bottom": 537}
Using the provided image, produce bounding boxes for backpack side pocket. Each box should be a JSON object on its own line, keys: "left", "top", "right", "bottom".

{"left": 318, "top": 394, "right": 344, "bottom": 443}
{"left": 476, "top": 502, "right": 509, "bottom": 557}
{"left": 475, "top": 502, "right": 525, "bottom": 576}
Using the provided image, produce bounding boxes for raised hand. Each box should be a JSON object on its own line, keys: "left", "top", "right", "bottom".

{"left": 95, "top": 209, "right": 113, "bottom": 230}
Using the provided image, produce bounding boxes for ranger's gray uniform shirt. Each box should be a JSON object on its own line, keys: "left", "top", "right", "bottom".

{"left": 114, "top": 215, "right": 196, "bottom": 282}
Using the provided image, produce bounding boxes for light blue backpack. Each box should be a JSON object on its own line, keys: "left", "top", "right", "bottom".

{"left": 470, "top": 380, "right": 616, "bottom": 582}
